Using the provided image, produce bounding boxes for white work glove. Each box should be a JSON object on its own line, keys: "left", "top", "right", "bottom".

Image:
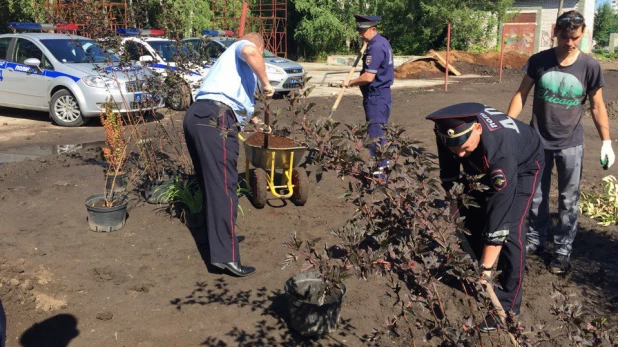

{"left": 601, "top": 140, "right": 615, "bottom": 170}
{"left": 262, "top": 84, "right": 275, "bottom": 98}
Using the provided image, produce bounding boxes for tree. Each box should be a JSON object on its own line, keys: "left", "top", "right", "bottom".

{"left": 288, "top": 0, "right": 514, "bottom": 59}
{"left": 0, "top": 0, "right": 35, "bottom": 34}
{"left": 594, "top": 2, "right": 618, "bottom": 48}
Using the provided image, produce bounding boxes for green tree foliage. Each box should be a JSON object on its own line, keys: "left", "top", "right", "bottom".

{"left": 0, "top": 0, "right": 36, "bottom": 34}
{"left": 129, "top": 0, "right": 214, "bottom": 40}
{"left": 289, "top": 0, "right": 514, "bottom": 59}
{"left": 593, "top": 2, "right": 618, "bottom": 48}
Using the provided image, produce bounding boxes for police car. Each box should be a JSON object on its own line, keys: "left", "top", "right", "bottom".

{"left": 181, "top": 30, "right": 305, "bottom": 95}
{"left": 0, "top": 23, "right": 164, "bottom": 127}
{"left": 117, "top": 29, "right": 208, "bottom": 111}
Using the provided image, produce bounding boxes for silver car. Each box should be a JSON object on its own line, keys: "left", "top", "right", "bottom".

{"left": 181, "top": 36, "right": 305, "bottom": 94}
{"left": 0, "top": 31, "right": 164, "bottom": 126}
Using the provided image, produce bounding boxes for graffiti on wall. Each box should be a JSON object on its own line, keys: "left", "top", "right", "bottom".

{"left": 503, "top": 24, "right": 536, "bottom": 54}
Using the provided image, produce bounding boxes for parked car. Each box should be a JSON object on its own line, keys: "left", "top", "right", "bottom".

{"left": 181, "top": 31, "right": 305, "bottom": 95}
{"left": 0, "top": 23, "right": 164, "bottom": 127}
{"left": 117, "top": 29, "right": 209, "bottom": 111}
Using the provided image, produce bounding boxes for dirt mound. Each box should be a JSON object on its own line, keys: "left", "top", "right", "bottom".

{"left": 394, "top": 59, "right": 444, "bottom": 79}
{"left": 395, "top": 50, "right": 530, "bottom": 79}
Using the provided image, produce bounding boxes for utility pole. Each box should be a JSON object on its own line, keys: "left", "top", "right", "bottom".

{"left": 558, "top": 0, "right": 564, "bottom": 18}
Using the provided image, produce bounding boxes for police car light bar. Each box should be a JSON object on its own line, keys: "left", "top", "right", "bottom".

{"left": 116, "top": 28, "right": 165, "bottom": 36}
{"left": 8, "top": 22, "right": 78, "bottom": 32}
{"left": 116, "top": 28, "right": 141, "bottom": 36}
{"left": 201, "top": 29, "right": 234, "bottom": 37}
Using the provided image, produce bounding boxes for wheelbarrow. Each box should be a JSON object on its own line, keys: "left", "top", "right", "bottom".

{"left": 243, "top": 136, "right": 309, "bottom": 209}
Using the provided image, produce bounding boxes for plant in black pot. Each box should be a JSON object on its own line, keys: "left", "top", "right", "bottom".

{"left": 154, "top": 176, "right": 203, "bottom": 229}
{"left": 282, "top": 232, "right": 350, "bottom": 338}
{"left": 85, "top": 102, "right": 130, "bottom": 232}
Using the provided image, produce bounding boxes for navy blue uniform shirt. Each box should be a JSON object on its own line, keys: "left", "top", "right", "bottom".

{"left": 436, "top": 106, "right": 543, "bottom": 245}
{"left": 360, "top": 33, "right": 394, "bottom": 98}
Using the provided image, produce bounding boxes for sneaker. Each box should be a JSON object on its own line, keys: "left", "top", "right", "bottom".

{"left": 479, "top": 314, "right": 500, "bottom": 333}
{"left": 550, "top": 254, "right": 570, "bottom": 274}
{"left": 526, "top": 242, "right": 544, "bottom": 254}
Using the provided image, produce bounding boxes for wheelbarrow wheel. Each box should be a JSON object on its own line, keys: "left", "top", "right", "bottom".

{"left": 252, "top": 168, "right": 268, "bottom": 209}
{"left": 292, "top": 168, "right": 309, "bottom": 206}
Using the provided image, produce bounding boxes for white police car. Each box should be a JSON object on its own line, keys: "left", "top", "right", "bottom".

{"left": 117, "top": 29, "right": 208, "bottom": 111}
{"left": 0, "top": 23, "right": 164, "bottom": 127}
{"left": 182, "top": 30, "right": 305, "bottom": 95}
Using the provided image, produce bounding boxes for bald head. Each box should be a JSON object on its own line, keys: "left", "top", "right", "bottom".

{"left": 241, "top": 32, "right": 264, "bottom": 50}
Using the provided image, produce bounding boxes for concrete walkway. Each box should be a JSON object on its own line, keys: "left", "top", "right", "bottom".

{"left": 301, "top": 62, "right": 489, "bottom": 97}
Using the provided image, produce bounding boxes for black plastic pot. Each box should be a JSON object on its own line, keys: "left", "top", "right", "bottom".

{"left": 284, "top": 272, "right": 346, "bottom": 337}
{"left": 143, "top": 178, "right": 173, "bottom": 204}
{"left": 85, "top": 193, "right": 129, "bottom": 232}
{"left": 184, "top": 210, "right": 204, "bottom": 229}
{"left": 105, "top": 172, "right": 129, "bottom": 193}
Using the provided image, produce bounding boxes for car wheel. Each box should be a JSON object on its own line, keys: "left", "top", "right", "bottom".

{"left": 50, "top": 89, "right": 89, "bottom": 127}
{"left": 166, "top": 82, "right": 191, "bottom": 111}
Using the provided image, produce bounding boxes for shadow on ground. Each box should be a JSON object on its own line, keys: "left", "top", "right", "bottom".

{"left": 170, "top": 278, "right": 358, "bottom": 346}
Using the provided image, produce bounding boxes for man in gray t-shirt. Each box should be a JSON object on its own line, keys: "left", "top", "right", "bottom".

{"left": 507, "top": 10, "right": 614, "bottom": 274}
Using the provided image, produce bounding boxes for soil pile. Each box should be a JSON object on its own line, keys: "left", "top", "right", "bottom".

{"left": 244, "top": 132, "right": 300, "bottom": 148}
{"left": 395, "top": 50, "right": 530, "bottom": 79}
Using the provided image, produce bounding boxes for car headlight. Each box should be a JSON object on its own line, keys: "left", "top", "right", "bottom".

{"left": 82, "top": 76, "right": 120, "bottom": 89}
{"left": 265, "top": 64, "right": 284, "bottom": 74}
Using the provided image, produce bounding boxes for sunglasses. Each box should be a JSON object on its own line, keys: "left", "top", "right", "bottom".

{"left": 557, "top": 16, "right": 583, "bottom": 26}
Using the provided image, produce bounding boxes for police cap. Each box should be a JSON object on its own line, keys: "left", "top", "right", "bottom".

{"left": 354, "top": 14, "right": 381, "bottom": 30}
{"left": 426, "top": 103, "right": 485, "bottom": 147}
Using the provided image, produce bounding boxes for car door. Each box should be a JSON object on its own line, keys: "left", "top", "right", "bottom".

{"left": 0, "top": 37, "right": 13, "bottom": 104}
{"left": 4, "top": 38, "right": 53, "bottom": 108}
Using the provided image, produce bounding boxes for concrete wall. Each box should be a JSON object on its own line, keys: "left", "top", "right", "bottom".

{"left": 610, "top": 33, "right": 618, "bottom": 53}
{"left": 327, "top": 55, "right": 424, "bottom": 67}
{"left": 511, "top": 0, "right": 595, "bottom": 53}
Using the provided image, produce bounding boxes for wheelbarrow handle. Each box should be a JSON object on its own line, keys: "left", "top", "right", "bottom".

{"left": 328, "top": 42, "right": 368, "bottom": 118}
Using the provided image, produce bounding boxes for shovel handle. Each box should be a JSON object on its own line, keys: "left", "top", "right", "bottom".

{"left": 328, "top": 42, "right": 368, "bottom": 118}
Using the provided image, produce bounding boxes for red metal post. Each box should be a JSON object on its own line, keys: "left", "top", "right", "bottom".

{"left": 445, "top": 23, "right": 451, "bottom": 92}
{"left": 499, "top": 25, "right": 506, "bottom": 83}
{"left": 238, "top": 2, "right": 248, "bottom": 37}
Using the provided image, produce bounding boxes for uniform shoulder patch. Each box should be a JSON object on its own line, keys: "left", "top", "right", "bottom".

{"left": 366, "top": 55, "right": 372, "bottom": 65}
{"left": 490, "top": 169, "right": 507, "bottom": 190}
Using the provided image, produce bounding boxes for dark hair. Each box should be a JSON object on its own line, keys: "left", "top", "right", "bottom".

{"left": 555, "top": 10, "right": 586, "bottom": 35}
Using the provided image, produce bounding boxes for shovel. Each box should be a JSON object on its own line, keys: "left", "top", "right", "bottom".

{"left": 328, "top": 42, "right": 368, "bottom": 118}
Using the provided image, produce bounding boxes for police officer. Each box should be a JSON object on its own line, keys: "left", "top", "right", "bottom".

{"left": 427, "top": 103, "right": 544, "bottom": 331}
{"left": 343, "top": 14, "right": 394, "bottom": 175}
{"left": 184, "top": 32, "right": 274, "bottom": 277}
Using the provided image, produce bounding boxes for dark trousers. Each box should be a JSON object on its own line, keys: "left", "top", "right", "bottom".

{"left": 363, "top": 90, "right": 392, "bottom": 168}
{"left": 183, "top": 99, "right": 240, "bottom": 263}
{"left": 461, "top": 159, "right": 543, "bottom": 314}
{"left": 0, "top": 299, "right": 5, "bottom": 347}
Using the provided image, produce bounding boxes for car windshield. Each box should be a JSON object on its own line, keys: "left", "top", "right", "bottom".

{"left": 40, "top": 39, "right": 120, "bottom": 63}
{"left": 263, "top": 50, "right": 277, "bottom": 58}
{"left": 147, "top": 40, "right": 178, "bottom": 62}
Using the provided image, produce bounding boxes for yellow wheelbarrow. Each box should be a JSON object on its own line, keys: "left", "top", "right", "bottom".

{"left": 243, "top": 137, "right": 309, "bottom": 209}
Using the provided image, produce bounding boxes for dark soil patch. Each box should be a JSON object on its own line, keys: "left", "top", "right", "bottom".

{"left": 1, "top": 70, "right": 617, "bottom": 346}
{"left": 244, "top": 132, "right": 299, "bottom": 148}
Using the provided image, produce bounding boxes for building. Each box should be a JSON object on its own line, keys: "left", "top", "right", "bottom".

{"left": 612, "top": 0, "right": 618, "bottom": 12}
{"left": 507, "top": 0, "right": 596, "bottom": 53}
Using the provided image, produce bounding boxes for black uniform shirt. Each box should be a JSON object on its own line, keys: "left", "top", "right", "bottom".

{"left": 437, "top": 106, "right": 543, "bottom": 244}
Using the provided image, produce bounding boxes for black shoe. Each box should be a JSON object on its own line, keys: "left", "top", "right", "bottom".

{"left": 550, "top": 253, "right": 570, "bottom": 274}
{"left": 479, "top": 314, "right": 500, "bottom": 333}
{"left": 211, "top": 262, "right": 256, "bottom": 277}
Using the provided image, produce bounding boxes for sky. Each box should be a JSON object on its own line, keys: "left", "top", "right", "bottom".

{"left": 596, "top": 0, "right": 611, "bottom": 8}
